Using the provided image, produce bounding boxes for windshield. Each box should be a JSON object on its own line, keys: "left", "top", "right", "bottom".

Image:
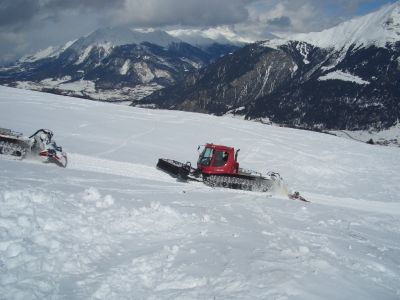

{"left": 197, "top": 147, "right": 214, "bottom": 166}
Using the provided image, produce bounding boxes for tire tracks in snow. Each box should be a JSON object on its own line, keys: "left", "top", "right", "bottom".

{"left": 67, "top": 153, "right": 174, "bottom": 183}
{"left": 307, "top": 192, "right": 400, "bottom": 216}
{"left": 90, "top": 123, "right": 157, "bottom": 157}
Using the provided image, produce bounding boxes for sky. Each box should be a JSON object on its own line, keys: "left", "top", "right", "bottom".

{"left": 0, "top": 0, "right": 397, "bottom": 64}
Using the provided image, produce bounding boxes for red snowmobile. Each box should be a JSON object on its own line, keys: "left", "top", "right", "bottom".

{"left": 157, "top": 143, "right": 307, "bottom": 201}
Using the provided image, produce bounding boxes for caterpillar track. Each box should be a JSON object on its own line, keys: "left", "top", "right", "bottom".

{"left": 0, "top": 141, "right": 27, "bottom": 160}
{"left": 0, "top": 128, "right": 31, "bottom": 160}
{"left": 203, "top": 174, "right": 276, "bottom": 192}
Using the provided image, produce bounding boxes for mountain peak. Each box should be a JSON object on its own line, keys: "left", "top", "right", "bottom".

{"left": 384, "top": 2, "right": 400, "bottom": 33}
{"left": 266, "top": 1, "right": 400, "bottom": 50}
{"left": 71, "top": 26, "right": 182, "bottom": 51}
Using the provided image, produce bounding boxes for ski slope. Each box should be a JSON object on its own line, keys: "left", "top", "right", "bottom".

{"left": 0, "top": 86, "right": 399, "bottom": 299}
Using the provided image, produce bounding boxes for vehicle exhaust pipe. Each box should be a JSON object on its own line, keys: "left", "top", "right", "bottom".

{"left": 235, "top": 149, "right": 240, "bottom": 161}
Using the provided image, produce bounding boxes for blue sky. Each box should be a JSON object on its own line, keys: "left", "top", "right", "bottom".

{"left": 356, "top": 0, "right": 397, "bottom": 14}
{"left": 323, "top": 0, "right": 396, "bottom": 16}
{"left": 0, "top": 0, "right": 398, "bottom": 63}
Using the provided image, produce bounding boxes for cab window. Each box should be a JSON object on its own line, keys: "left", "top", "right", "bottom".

{"left": 213, "top": 151, "right": 228, "bottom": 167}
{"left": 198, "top": 147, "right": 213, "bottom": 166}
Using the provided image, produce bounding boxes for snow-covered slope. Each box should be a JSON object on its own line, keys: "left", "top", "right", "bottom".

{"left": 1, "top": 86, "right": 400, "bottom": 299}
{"left": 19, "top": 41, "right": 76, "bottom": 63}
{"left": 267, "top": 1, "right": 400, "bottom": 50}
{"left": 332, "top": 123, "right": 400, "bottom": 146}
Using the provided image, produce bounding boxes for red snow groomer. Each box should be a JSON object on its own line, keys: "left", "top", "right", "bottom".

{"left": 157, "top": 143, "right": 288, "bottom": 194}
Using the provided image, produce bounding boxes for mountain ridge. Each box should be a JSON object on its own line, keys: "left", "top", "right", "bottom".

{"left": 142, "top": 3, "right": 400, "bottom": 130}
{"left": 0, "top": 27, "right": 239, "bottom": 101}
{"left": 267, "top": 1, "right": 400, "bottom": 50}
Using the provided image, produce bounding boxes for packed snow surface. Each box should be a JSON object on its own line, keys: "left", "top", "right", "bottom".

{"left": 0, "top": 86, "right": 400, "bottom": 299}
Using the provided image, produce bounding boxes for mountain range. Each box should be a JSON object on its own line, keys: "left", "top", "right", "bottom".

{"left": 144, "top": 2, "right": 400, "bottom": 130}
{"left": 1, "top": 2, "right": 400, "bottom": 131}
{"left": 0, "top": 27, "right": 238, "bottom": 102}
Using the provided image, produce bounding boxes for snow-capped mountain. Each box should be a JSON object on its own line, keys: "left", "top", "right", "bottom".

{"left": 71, "top": 27, "right": 182, "bottom": 51}
{"left": 144, "top": 2, "right": 400, "bottom": 131}
{"left": 267, "top": 2, "right": 400, "bottom": 50}
{"left": 0, "top": 27, "right": 238, "bottom": 102}
{"left": 19, "top": 41, "right": 76, "bottom": 63}
{"left": 167, "top": 27, "right": 258, "bottom": 46}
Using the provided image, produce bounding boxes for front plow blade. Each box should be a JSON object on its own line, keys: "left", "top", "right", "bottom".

{"left": 156, "top": 158, "right": 191, "bottom": 179}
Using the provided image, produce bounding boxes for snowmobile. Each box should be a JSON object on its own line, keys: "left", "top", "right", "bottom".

{"left": 157, "top": 143, "right": 308, "bottom": 201}
{"left": 0, "top": 128, "right": 68, "bottom": 168}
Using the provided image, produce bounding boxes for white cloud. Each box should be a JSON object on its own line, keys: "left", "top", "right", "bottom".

{"left": 0, "top": 0, "right": 395, "bottom": 63}
{"left": 112, "top": 0, "right": 253, "bottom": 27}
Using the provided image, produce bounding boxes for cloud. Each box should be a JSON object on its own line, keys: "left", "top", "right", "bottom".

{"left": 0, "top": 0, "right": 391, "bottom": 33}
{"left": 267, "top": 16, "right": 292, "bottom": 27}
{"left": 0, "top": 0, "right": 254, "bottom": 30}
{"left": 0, "top": 31, "right": 29, "bottom": 63}
{"left": 0, "top": 0, "right": 124, "bottom": 30}
{"left": 111, "top": 0, "right": 255, "bottom": 27}
{"left": 245, "top": 0, "right": 388, "bottom": 35}
{"left": 0, "top": 0, "right": 40, "bottom": 28}
{"left": 168, "top": 26, "right": 257, "bottom": 45}
{"left": 0, "top": 0, "right": 396, "bottom": 63}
